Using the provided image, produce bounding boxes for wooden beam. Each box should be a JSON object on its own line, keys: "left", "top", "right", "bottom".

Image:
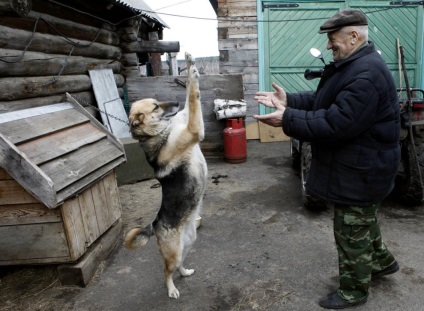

{"left": 0, "top": 75, "right": 92, "bottom": 101}
{"left": 1, "top": 12, "right": 119, "bottom": 45}
{"left": 0, "top": 132, "right": 57, "bottom": 208}
{"left": 121, "top": 39, "right": 180, "bottom": 53}
{"left": 57, "top": 219, "right": 122, "bottom": 287}
{"left": 0, "top": 74, "right": 124, "bottom": 101}
{"left": 0, "top": 25, "right": 122, "bottom": 59}
{"left": 148, "top": 31, "right": 162, "bottom": 76}
{"left": 0, "top": 49, "right": 121, "bottom": 77}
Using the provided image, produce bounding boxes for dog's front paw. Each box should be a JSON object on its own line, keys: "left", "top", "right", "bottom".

{"left": 185, "top": 52, "right": 195, "bottom": 66}
{"left": 168, "top": 287, "right": 180, "bottom": 299}
{"left": 189, "top": 65, "right": 199, "bottom": 80}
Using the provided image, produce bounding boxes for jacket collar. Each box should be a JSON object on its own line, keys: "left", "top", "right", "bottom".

{"left": 333, "top": 41, "right": 375, "bottom": 68}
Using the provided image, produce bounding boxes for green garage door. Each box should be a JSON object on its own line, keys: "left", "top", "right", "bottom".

{"left": 259, "top": 0, "right": 424, "bottom": 114}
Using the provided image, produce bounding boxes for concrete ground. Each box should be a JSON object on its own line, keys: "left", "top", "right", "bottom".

{"left": 1, "top": 140, "right": 424, "bottom": 311}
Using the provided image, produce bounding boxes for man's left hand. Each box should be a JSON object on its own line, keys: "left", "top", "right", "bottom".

{"left": 253, "top": 106, "right": 285, "bottom": 127}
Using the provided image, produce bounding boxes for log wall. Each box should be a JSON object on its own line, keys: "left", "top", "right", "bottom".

{"left": 217, "top": 0, "right": 258, "bottom": 122}
{"left": 0, "top": 0, "right": 145, "bottom": 115}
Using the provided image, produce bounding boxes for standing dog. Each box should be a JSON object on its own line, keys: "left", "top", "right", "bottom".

{"left": 124, "top": 53, "right": 207, "bottom": 299}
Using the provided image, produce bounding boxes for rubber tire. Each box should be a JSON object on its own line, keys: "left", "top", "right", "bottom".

{"left": 395, "top": 131, "right": 424, "bottom": 206}
{"left": 300, "top": 142, "right": 326, "bottom": 209}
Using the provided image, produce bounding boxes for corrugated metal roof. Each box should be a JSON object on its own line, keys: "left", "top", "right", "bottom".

{"left": 115, "top": 0, "right": 169, "bottom": 28}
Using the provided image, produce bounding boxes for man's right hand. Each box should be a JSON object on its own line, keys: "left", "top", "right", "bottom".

{"left": 253, "top": 82, "right": 287, "bottom": 127}
{"left": 253, "top": 82, "right": 287, "bottom": 109}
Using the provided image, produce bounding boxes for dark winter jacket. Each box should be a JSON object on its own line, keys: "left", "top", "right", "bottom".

{"left": 283, "top": 42, "right": 400, "bottom": 206}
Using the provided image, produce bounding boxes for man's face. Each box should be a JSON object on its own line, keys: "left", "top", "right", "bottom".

{"left": 326, "top": 29, "right": 355, "bottom": 61}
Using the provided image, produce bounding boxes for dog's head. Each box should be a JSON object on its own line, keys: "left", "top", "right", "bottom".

{"left": 129, "top": 98, "right": 179, "bottom": 140}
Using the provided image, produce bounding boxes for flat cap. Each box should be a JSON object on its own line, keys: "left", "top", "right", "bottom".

{"left": 319, "top": 9, "right": 368, "bottom": 34}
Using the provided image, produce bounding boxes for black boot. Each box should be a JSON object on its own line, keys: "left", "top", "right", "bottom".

{"left": 319, "top": 291, "right": 367, "bottom": 309}
{"left": 372, "top": 261, "right": 399, "bottom": 278}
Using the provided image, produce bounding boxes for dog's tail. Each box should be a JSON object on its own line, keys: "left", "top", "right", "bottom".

{"left": 124, "top": 224, "right": 154, "bottom": 250}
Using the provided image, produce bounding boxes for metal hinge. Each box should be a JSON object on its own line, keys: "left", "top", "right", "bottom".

{"left": 390, "top": 1, "right": 424, "bottom": 5}
{"left": 262, "top": 3, "right": 299, "bottom": 11}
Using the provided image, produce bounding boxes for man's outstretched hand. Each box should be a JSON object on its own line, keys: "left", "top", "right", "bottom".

{"left": 253, "top": 82, "right": 287, "bottom": 127}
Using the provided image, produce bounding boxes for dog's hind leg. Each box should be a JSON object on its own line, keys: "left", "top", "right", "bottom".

{"left": 157, "top": 232, "right": 183, "bottom": 299}
{"left": 178, "top": 220, "right": 197, "bottom": 277}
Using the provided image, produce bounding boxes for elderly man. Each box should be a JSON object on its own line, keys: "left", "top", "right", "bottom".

{"left": 254, "top": 9, "right": 400, "bottom": 309}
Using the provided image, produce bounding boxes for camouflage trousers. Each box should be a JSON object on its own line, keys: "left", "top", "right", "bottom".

{"left": 333, "top": 203, "right": 396, "bottom": 303}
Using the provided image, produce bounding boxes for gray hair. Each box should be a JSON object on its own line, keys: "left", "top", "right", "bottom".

{"left": 342, "top": 25, "right": 369, "bottom": 41}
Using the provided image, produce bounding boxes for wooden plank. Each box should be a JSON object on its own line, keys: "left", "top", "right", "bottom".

{"left": 0, "top": 133, "right": 57, "bottom": 208}
{"left": 0, "top": 203, "right": 61, "bottom": 226}
{"left": 102, "top": 172, "right": 121, "bottom": 224}
{"left": 18, "top": 123, "right": 107, "bottom": 165}
{"left": 40, "top": 138, "right": 124, "bottom": 191}
{"left": 0, "top": 179, "right": 39, "bottom": 205}
{"left": 258, "top": 122, "right": 290, "bottom": 142}
{"left": 89, "top": 69, "right": 131, "bottom": 139}
{"left": 0, "top": 108, "right": 90, "bottom": 144}
{"left": 78, "top": 188, "right": 100, "bottom": 246}
{"left": 0, "top": 102, "right": 73, "bottom": 124}
{"left": 66, "top": 93, "right": 126, "bottom": 154}
{"left": 218, "top": 38, "right": 258, "bottom": 50}
{"left": 61, "top": 196, "right": 87, "bottom": 261}
{"left": 91, "top": 180, "right": 111, "bottom": 235}
{"left": 57, "top": 219, "right": 122, "bottom": 287}
{"left": 0, "top": 222, "right": 69, "bottom": 262}
{"left": 55, "top": 157, "right": 126, "bottom": 204}
{"left": 0, "top": 91, "right": 96, "bottom": 113}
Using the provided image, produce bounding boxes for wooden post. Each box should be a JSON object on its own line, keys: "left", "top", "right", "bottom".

{"left": 148, "top": 31, "right": 162, "bottom": 76}
{"left": 167, "top": 52, "right": 179, "bottom": 76}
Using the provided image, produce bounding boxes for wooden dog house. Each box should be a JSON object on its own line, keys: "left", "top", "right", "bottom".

{"left": 0, "top": 99, "right": 126, "bottom": 281}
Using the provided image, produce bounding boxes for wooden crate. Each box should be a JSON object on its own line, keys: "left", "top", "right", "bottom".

{"left": 0, "top": 168, "right": 121, "bottom": 265}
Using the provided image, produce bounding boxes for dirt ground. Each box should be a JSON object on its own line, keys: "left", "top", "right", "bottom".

{"left": 1, "top": 140, "right": 424, "bottom": 311}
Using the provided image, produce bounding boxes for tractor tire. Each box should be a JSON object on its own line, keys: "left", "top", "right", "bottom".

{"left": 394, "top": 132, "right": 424, "bottom": 206}
{"left": 300, "top": 142, "right": 326, "bottom": 209}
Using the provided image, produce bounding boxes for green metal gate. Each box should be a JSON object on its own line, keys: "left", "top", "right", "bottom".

{"left": 258, "top": 0, "right": 424, "bottom": 114}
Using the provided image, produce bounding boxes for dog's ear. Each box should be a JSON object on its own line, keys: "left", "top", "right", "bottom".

{"left": 160, "top": 102, "right": 180, "bottom": 120}
{"left": 129, "top": 113, "right": 144, "bottom": 131}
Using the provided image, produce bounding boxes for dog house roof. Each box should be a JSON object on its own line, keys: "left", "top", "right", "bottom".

{"left": 0, "top": 99, "right": 126, "bottom": 209}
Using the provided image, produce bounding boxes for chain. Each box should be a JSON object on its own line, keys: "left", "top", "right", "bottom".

{"left": 67, "top": 93, "right": 130, "bottom": 125}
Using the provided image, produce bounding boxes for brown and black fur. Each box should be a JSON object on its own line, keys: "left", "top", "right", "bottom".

{"left": 124, "top": 53, "right": 207, "bottom": 299}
